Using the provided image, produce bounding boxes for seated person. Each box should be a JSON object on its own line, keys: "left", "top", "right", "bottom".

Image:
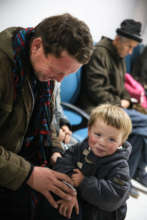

{"left": 52, "top": 82, "right": 78, "bottom": 151}
{"left": 131, "top": 46, "right": 147, "bottom": 89}
{"left": 124, "top": 72, "right": 147, "bottom": 111}
{"left": 53, "top": 104, "right": 132, "bottom": 220}
{"left": 77, "top": 19, "right": 147, "bottom": 197}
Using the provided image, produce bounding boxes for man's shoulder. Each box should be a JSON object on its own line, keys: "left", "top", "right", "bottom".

{"left": 0, "top": 49, "right": 13, "bottom": 73}
{"left": 93, "top": 37, "right": 112, "bottom": 55}
{"left": 96, "top": 36, "right": 112, "bottom": 47}
{"left": 0, "top": 27, "right": 23, "bottom": 36}
{"left": 0, "top": 27, "right": 24, "bottom": 62}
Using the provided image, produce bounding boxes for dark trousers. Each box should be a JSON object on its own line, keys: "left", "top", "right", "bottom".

{"left": 0, "top": 185, "right": 82, "bottom": 220}
{"left": 0, "top": 185, "right": 33, "bottom": 220}
{"left": 35, "top": 194, "right": 82, "bottom": 220}
{"left": 124, "top": 109, "right": 147, "bottom": 177}
{"left": 128, "top": 134, "right": 146, "bottom": 178}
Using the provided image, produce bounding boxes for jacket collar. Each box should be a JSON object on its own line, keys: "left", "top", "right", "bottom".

{"left": 97, "top": 36, "right": 123, "bottom": 61}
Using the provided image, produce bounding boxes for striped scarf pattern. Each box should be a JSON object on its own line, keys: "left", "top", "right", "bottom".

{"left": 12, "top": 28, "right": 54, "bottom": 166}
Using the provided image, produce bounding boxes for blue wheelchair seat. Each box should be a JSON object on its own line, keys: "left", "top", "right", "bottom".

{"left": 61, "top": 68, "right": 81, "bottom": 104}
{"left": 60, "top": 67, "right": 88, "bottom": 142}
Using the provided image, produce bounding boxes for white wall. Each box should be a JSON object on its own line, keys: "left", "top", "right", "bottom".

{"left": 0, "top": 0, "right": 146, "bottom": 42}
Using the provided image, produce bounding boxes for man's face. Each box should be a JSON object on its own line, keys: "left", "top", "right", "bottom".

{"left": 30, "top": 38, "right": 82, "bottom": 82}
{"left": 114, "top": 36, "right": 139, "bottom": 58}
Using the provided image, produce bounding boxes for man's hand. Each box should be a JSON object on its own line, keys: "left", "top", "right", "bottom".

{"left": 27, "top": 167, "right": 76, "bottom": 208}
{"left": 72, "top": 169, "right": 84, "bottom": 187}
{"left": 57, "top": 195, "right": 79, "bottom": 218}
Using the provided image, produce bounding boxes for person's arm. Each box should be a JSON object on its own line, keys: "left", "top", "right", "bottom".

{"left": 53, "top": 143, "right": 81, "bottom": 217}
{"left": 0, "top": 54, "right": 33, "bottom": 191}
{"left": 57, "top": 195, "right": 79, "bottom": 218}
{"left": 77, "top": 161, "right": 130, "bottom": 211}
{"left": 0, "top": 145, "right": 32, "bottom": 190}
{"left": 83, "top": 48, "right": 121, "bottom": 105}
{"left": 54, "top": 82, "right": 72, "bottom": 144}
{"left": 58, "top": 125, "right": 72, "bottom": 144}
{"left": 50, "top": 82, "right": 72, "bottom": 163}
{"left": 49, "top": 83, "right": 66, "bottom": 162}
{"left": 54, "top": 82, "right": 71, "bottom": 127}
{"left": 26, "top": 166, "right": 77, "bottom": 209}
{"left": 54, "top": 143, "right": 81, "bottom": 175}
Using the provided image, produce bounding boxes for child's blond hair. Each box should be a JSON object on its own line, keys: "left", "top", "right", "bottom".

{"left": 88, "top": 104, "right": 132, "bottom": 143}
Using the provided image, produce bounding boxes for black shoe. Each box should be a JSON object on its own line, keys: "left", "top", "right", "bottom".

{"left": 133, "top": 173, "right": 147, "bottom": 187}
{"left": 134, "top": 170, "right": 147, "bottom": 188}
{"left": 129, "top": 184, "right": 139, "bottom": 198}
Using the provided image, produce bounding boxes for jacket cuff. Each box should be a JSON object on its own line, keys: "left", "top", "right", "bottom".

{"left": 23, "top": 165, "right": 34, "bottom": 185}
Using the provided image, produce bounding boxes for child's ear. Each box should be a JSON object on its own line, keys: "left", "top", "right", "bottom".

{"left": 121, "top": 139, "right": 125, "bottom": 145}
{"left": 88, "top": 127, "right": 90, "bottom": 136}
{"left": 119, "top": 140, "right": 124, "bottom": 147}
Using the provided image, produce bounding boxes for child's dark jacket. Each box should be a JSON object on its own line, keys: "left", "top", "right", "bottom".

{"left": 54, "top": 138, "right": 132, "bottom": 220}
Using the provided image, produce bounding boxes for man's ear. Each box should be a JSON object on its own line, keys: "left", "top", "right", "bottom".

{"left": 113, "top": 35, "right": 120, "bottom": 45}
{"left": 31, "top": 37, "right": 42, "bottom": 53}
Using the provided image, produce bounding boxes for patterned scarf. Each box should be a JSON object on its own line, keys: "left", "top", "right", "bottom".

{"left": 12, "top": 28, "right": 54, "bottom": 166}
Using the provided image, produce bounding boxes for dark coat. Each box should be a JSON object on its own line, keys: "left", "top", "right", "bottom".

{"left": 77, "top": 36, "right": 130, "bottom": 114}
{"left": 54, "top": 138, "right": 132, "bottom": 220}
{"left": 132, "top": 46, "right": 147, "bottom": 86}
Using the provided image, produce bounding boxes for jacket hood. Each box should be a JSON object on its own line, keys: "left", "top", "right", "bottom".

{"left": 117, "top": 141, "right": 132, "bottom": 161}
{"left": 96, "top": 36, "right": 123, "bottom": 60}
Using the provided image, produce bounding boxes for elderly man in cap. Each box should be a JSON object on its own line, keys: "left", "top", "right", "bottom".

{"left": 77, "top": 19, "right": 147, "bottom": 198}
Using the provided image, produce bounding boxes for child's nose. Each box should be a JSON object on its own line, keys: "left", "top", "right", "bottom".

{"left": 99, "top": 137, "right": 106, "bottom": 146}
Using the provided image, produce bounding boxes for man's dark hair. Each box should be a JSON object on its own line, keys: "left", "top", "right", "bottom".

{"left": 34, "top": 13, "right": 93, "bottom": 64}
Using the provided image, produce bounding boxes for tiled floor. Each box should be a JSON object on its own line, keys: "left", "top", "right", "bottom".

{"left": 126, "top": 179, "right": 147, "bottom": 220}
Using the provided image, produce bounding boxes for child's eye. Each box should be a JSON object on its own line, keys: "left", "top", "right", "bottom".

{"left": 95, "top": 133, "right": 101, "bottom": 137}
{"left": 109, "top": 138, "right": 115, "bottom": 142}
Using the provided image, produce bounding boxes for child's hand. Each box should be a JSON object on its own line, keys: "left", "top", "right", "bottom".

{"left": 59, "top": 125, "right": 72, "bottom": 144}
{"left": 50, "top": 152, "right": 62, "bottom": 165}
{"left": 57, "top": 195, "right": 79, "bottom": 219}
{"left": 72, "top": 169, "right": 84, "bottom": 187}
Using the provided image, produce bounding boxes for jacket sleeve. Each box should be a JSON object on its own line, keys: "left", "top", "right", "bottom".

{"left": 49, "top": 83, "right": 65, "bottom": 154}
{"left": 78, "top": 161, "right": 130, "bottom": 211}
{"left": 53, "top": 82, "right": 71, "bottom": 132}
{"left": 0, "top": 53, "right": 32, "bottom": 190}
{"left": 0, "top": 146, "right": 32, "bottom": 190}
{"left": 55, "top": 82, "right": 69, "bottom": 123}
{"left": 83, "top": 47, "right": 130, "bottom": 105}
{"left": 50, "top": 123, "right": 64, "bottom": 154}
{"left": 53, "top": 143, "right": 81, "bottom": 175}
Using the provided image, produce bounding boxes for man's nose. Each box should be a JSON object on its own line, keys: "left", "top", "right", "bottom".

{"left": 128, "top": 48, "right": 133, "bottom": 55}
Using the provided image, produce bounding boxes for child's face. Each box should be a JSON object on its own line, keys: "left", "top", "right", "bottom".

{"left": 88, "top": 119, "right": 123, "bottom": 157}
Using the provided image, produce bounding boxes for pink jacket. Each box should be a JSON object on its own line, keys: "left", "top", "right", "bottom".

{"left": 125, "top": 73, "right": 147, "bottom": 108}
